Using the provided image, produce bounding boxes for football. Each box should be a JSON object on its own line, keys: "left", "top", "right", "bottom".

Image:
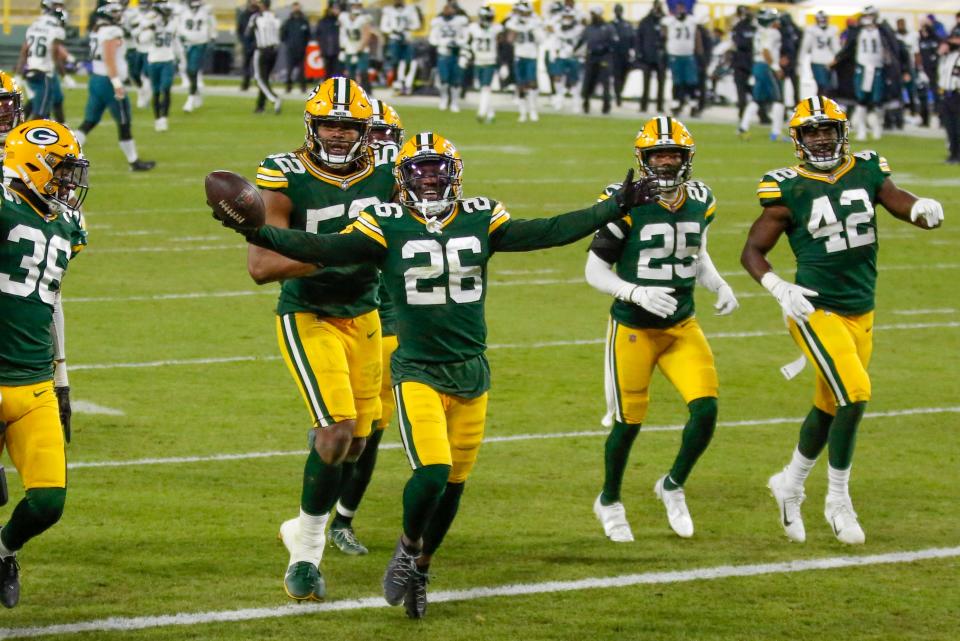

{"left": 205, "top": 170, "right": 265, "bottom": 230}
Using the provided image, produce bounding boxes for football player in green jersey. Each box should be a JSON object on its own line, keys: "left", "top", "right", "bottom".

{"left": 247, "top": 77, "right": 396, "bottom": 601}
{"left": 741, "top": 96, "right": 944, "bottom": 545}
{"left": 329, "top": 97, "right": 405, "bottom": 556}
{"left": 215, "top": 131, "right": 659, "bottom": 618}
{"left": 0, "top": 120, "right": 89, "bottom": 608}
{"left": 587, "top": 117, "right": 739, "bottom": 542}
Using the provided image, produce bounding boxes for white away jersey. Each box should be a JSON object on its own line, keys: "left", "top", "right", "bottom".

{"left": 465, "top": 22, "right": 502, "bottom": 66}
{"left": 429, "top": 15, "right": 468, "bottom": 57}
{"left": 856, "top": 27, "right": 884, "bottom": 67}
{"left": 90, "top": 24, "right": 128, "bottom": 79}
{"left": 802, "top": 25, "right": 838, "bottom": 65}
{"left": 504, "top": 14, "right": 542, "bottom": 59}
{"left": 662, "top": 15, "right": 696, "bottom": 56}
{"left": 339, "top": 12, "right": 371, "bottom": 55}
{"left": 25, "top": 16, "right": 65, "bottom": 74}
{"left": 178, "top": 4, "right": 216, "bottom": 45}
{"left": 380, "top": 5, "right": 421, "bottom": 42}
{"left": 141, "top": 13, "right": 177, "bottom": 63}
{"left": 753, "top": 26, "right": 781, "bottom": 64}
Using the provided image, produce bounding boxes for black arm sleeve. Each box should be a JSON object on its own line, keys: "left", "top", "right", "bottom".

{"left": 251, "top": 226, "right": 386, "bottom": 266}
{"left": 587, "top": 219, "right": 629, "bottom": 263}
{"left": 490, "top": 197, "right": 623, "bottom": 253}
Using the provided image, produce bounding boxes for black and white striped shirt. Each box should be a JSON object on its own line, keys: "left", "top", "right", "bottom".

{"left": 939, "top": 49, "right": 960, "bottom": 94}
{"left": 249, "top": 10, "right": 281, "bottom": 49}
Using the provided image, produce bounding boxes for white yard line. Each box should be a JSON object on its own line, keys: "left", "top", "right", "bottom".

{"left": 62, "top": 406, "right": 960, "bottom": 470}
{"left": 1, "top": 546, "right": 956, "bottom": 639}
{"left": 892, "top": 308, "right": 956, "bottom": 316}
{"left": 68, "top": 321, "right": 960, "bottom": 372}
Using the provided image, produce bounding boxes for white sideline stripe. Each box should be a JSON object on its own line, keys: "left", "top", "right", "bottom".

{"left": 72, "top": 401, "right": 125, "bottom": 416}
{"left": 892, "top": 308, "right": 955, "bottom": 315}
{"left": 2, "top": 547, "right": 956, "bottom": 639}
{"left": 68, "top": 322, "right": 960, "bottom": 372}
{"left": 90, "top": 244, "right": 244, "bottom": 254}
{"left": 61, "top": 406, "right": 960, "bottom": 469}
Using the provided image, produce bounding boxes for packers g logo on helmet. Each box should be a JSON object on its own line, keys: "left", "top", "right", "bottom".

{"left": 789, "top": 96, "right": 849, "bottom": 170}
{"left": 303, "top": 76, "right": 373, "bottom": 167}
{"left": 4, "top": 120, "right": 89, "bottom": 213}
{"left": 634, "top": 116, "right": 696, "bottom": 188}
{"left": 368, "top": 99, "right": 404, "bottom": 148}
{"left": 0, "top": 71, "right": 24, "bottom": 144}
{"left": 394, "top": 132, "right": 463, "bottom": 220}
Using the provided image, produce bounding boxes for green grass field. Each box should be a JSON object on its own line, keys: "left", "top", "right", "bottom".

{"left": 0, "top": 88, "right": 958, "bottom": 640}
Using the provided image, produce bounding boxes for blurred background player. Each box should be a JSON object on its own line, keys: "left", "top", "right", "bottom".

{"left": 578, "top": 6, "right": 614, "bottom": 115}
{"left": 246, "top": 0, "right": 281, "bottom": 114}
{"left": 464, "top": 5, "right": 501, "bottom": 122}
{"left": 178, "top": 0, "right": 216, "bottom": 113}
{"left": 609, "top": 4, "right": 633, "bottom": 108}
{"left": 738, "top": 8, "right": 784, "bottom": 142}
{"left": 122, "top": 0, "right": 153, "bottom": 109}
{"left": 380, "top": 0, "right": 421, "bottom": 95}
{"left": 141, "top": 0, "right": 178, "bottom": 131}
{"left": 280, "top": 2, "right": 310, "bottom": 94}
{"left": 0, "top": 119, "right": 90, "bottom": 609}
{"left": 589, "top": 117, "right": 738, "bottom": 542}
{"left": 0, "top": 72, "right": 24, "bottom": 147}
{"left": 505, "top": 0, "right": 542, "bottom": 122}
{"left": 802, "top": 11, "right": 838, "bottom": 97}
{"left": 327, "top": 97, "right": 404, "bottom": 556}
{"left": 429, "top": 2, "right": 467, "bottom": 112}
{"left": 339, "top": 0, "right": 373, "bottom": 92}
{"left": 17, "top": 0, "right": 69, "bottom": 122}
{"left": 637, "top": 2, "right": 666, "bottom": 114}
{"left": 741, "top": 96, "right": 944, "bottom": 546}
{"left": 76, "top": 3, "right": 155, "bottom": 171}
{"left": 548, "top": 7, "right": 581, "bottom": 112}
{"left": 662, "top": 3, "right": 701, "bottom": 117}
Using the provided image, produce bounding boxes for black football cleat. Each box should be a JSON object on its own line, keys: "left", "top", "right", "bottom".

{"left": 130, "top": 159, "right": 156, "bottom": 172}
{"left": 0, "top": 554, "right": 20, "bottom": 608}
{"left": 382, "top": 538, "right": 419, "bottom": 606}
{"left": 403, "top": 567, "right": 429, "bottom": 619}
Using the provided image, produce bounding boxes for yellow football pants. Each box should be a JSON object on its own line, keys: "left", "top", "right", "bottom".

{"left": 605, "top": 316, "right": 719, "bottom": 424}
{"left": 276, "top": 310, "right": 382, "bottom": 437}
{"left": 377, "top": 334, "right": 399, "bottom": 430}
{"left": 0, "top": 381, "right": 66, "bottom": 489}
{"left": 394, "top": 381, "right": 487, "bottom": 483}
{"left": 788, "top": 310, "right": 874, "bottom": 414}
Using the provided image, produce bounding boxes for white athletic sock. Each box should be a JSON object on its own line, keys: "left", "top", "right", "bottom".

{"left": 0, "top": 530, "right": 14, "bottom": 558}
{"left": 478, "top": 86, "right": 491, "bottom": 117}
{"left": 771, "top": 102, "right": 785, "bottom": 137}
{"left": 852, "top": 107, "right": 867, "bottom": 139}
{"left": 119, "top": 139, "right": 138, "bottom": 163}
{"left": 517, "top": 95, "right": 528, "bottom": 119}
{"left": 867, "top": 110, "right": 882, "bottom": 139}
{"left": 290, "top": 509, "right": 328, "bottom": 566}
{"left": 395, "top": 60, "right": 407, "bottom": 88}
{"left": 450, "top": 91, "right": 460, "bottom": 111}
{"left": 784, "top": 447, "right": 816, "bottom": 490}
{"left": 335, "top": 502, "right": 356, "bottom": 520}
{"left": 740, "top": 101, "right": 758, "bottom": 131}
{"left": 527, "top": 90, "right": 538, "bottom": 117}
{"left": 827, "top": 464, "right": 851, "bottom": 503}
{"left": 438, "top": 83, "right": 449, "bottom": 109}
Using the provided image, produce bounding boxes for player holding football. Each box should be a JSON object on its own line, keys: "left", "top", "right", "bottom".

{"left": 327, "top": 97, "right": 404, "bottom": 557}
{"left": 0, "top": 120, "right": 89, "bottom": 608}
{"left": 248, "top": 77, "right": 395, "bottom": 601}
{"left": 588, "top": 117, "right": 739, "bottom": 542}
{"left": 215, "top": 132, "right": 659, "bottom": 618}
{"left": 741, "top": 96, "right": 944, "bottom": 545}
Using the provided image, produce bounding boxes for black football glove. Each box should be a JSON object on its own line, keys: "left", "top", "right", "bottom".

{"left": 614, "top": 169, "right": 661, "bottom": 213}
{"left": 55, "top": 385, "right": 71, "bottom": 444}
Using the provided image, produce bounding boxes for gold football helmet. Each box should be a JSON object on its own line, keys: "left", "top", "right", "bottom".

{"left": 789, "top": 96, "right": 849, "bottom": 170}
{"left": 4, "top": 120, "right": 89, "bottom": 212}
{"left": 634, "top": 116, "right": 696, "bottom": 188}
{"left": 394, "top": 132, "right": 463, "bottom": 218}
{"left": 303, "top": 76, "right": 373, "bottom": 167}
{"left": 0, "top": 71, "right": 24, "bottom": 145}
{"left": 368, "top": 99, "right": 404, "bottom": 147}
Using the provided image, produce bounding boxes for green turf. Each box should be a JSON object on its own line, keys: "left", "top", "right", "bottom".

{"left": 0, "top": 88, "right": 957, "bottom": 640}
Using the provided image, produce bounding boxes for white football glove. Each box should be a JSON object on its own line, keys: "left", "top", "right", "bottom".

{"left": 62, "top": 74, "right": 78, "bottom": 90}
{"left": 909, "top": 198, "right": 944, "bottom": 229}
{"left": 761, "top": 272, "right": 818, "bottom": 324}
{"left": 714, "top": 284, "right": 739, "bottom": 316}
{"left": 628, "top": 286, "right": 678, "bottom": 318}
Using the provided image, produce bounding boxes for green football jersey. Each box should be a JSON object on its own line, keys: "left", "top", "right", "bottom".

{"left": 589, "top": 181, "right": 717, "bottom": 329}
{"left": 377, "top": 277, "right": 397, "bottom": 337}
{"left": 251, "top": 194, "right": 624, "bottom": 397}
{"left": 0, "top": 185, "right": 87, "bottom": 385}
{"left": 255, "top": 148, "right": 396, "bottom": 318}
{"left": 757, "top": 152, "right": 890, "bottom": 315}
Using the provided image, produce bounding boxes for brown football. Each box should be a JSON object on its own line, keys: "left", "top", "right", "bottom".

{"left": 205, "top": 170, "right": 265, "bottom": 229}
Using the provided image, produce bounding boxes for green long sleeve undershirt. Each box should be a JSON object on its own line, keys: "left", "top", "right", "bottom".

{"left": 251, "top": 197, "right": 624, "bottom": 264}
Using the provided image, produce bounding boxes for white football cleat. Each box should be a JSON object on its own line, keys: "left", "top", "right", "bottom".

{"left": 768, "top": 469, "right": 806, "bottom": 543}
{"left": 529, "top": 111, "right": 539, "bottom": 122}
{"left": 653, "top": 476, "right": 694, "bottom": 538}
{"left": 592, "top": 493, "right": 634, "bottom": 543}
{"left": 183, "top": 95, "right": 194, "bottom": 113}
{"left": 825, "top": 498, "right": 865, "bottom": 545}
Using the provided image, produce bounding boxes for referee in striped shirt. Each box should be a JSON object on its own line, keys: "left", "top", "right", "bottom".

{"left": 247, "top": 0, "right": 282, "bottom": 114}
{"left": 939, "top": 28, "right": 960, "bottom": 164}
